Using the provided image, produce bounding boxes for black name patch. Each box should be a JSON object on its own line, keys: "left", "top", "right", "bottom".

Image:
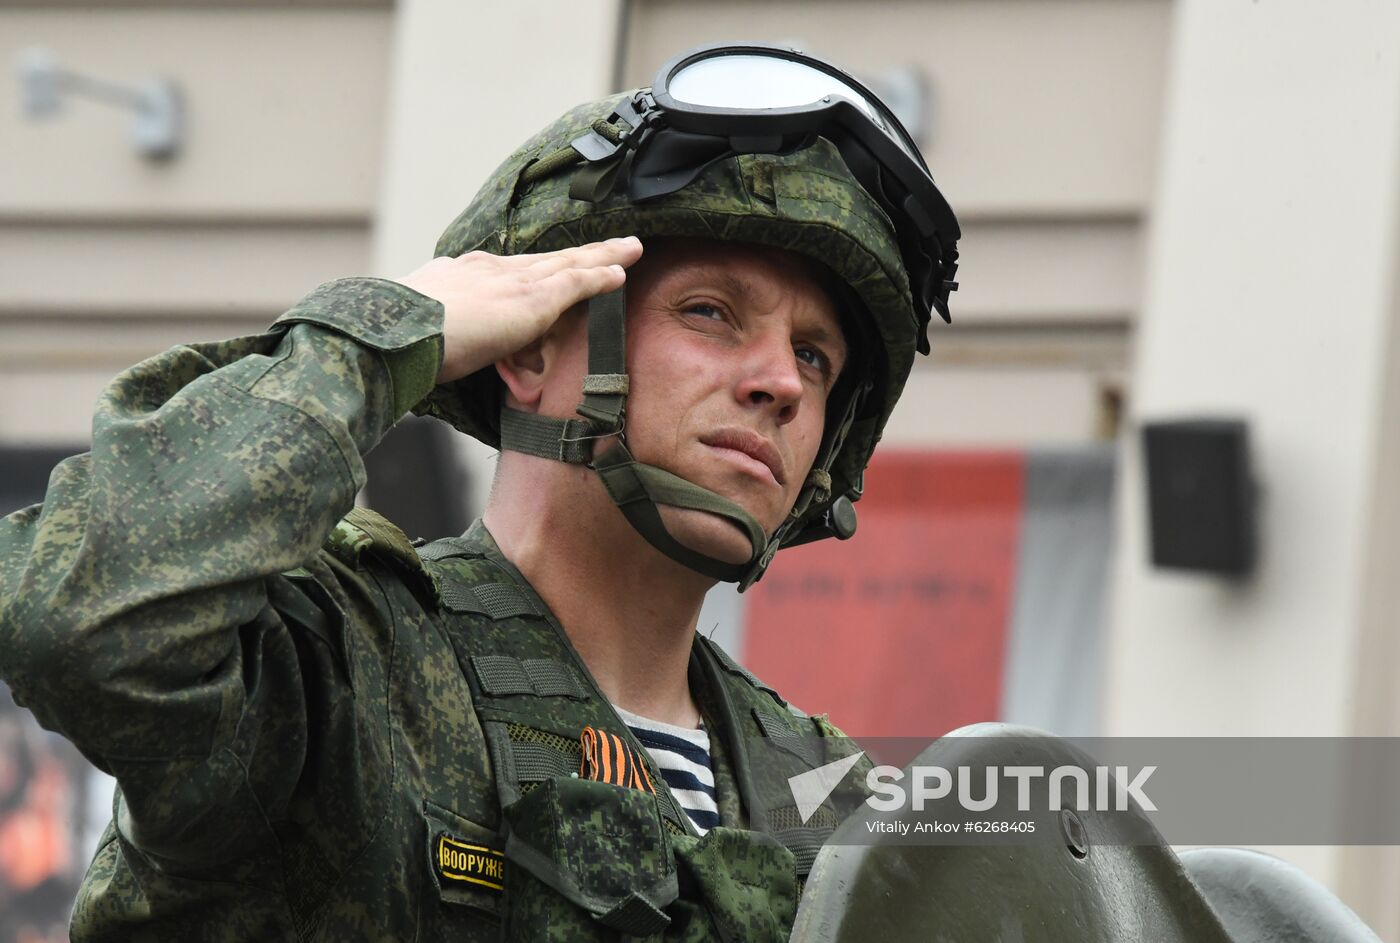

{"left": 435, "top": 833, "right": 506, "bottom": 892}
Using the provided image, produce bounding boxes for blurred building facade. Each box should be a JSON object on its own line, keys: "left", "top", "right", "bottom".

{"left": 1, "top": 0, "right": 1157, "bottom": 465}
{"left": 3, "top": 0, "right": 1399, "bottom": 935}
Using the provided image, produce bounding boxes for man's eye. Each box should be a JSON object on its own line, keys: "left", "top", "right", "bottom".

{"left": 685, "top": 303, "right": 725, "bottom": 320}
{"left": 796, "top": 346, "right": 831, "bottom": 375}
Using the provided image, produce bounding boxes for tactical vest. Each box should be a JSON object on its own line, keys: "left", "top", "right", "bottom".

{"left": 332, "top": 510, "right": 862, "bottom": 942}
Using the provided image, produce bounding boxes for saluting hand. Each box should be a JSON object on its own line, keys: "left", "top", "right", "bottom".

{"left": 395, "top": 237, "right": 644, "bottom": 385}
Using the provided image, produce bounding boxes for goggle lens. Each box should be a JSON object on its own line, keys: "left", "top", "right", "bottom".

{"left": 667, "top": 54, "right": 889, "bottom": 131}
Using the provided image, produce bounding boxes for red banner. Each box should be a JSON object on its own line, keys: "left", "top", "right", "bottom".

{"left": 742, "top": 451, "right": 1025, "bottom": 739}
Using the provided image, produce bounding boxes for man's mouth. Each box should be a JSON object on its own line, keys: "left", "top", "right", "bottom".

{"left": 701, "top": 429, "right": 786, "bottom": 486}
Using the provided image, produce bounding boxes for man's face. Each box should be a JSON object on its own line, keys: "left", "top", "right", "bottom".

{"left": 616, "top": 238, "right": 849, "bottom": 565}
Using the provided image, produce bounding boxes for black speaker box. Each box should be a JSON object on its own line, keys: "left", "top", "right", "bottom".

{"left": 1142, "top": 419, "right": 1256, "bottom": 576}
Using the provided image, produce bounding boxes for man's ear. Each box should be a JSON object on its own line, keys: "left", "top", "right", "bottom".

{"left": 495, "top": 338, "right": 548, "bottom": 411}
{"left": 495, "top": 301, "right": 588, "bottom": 412}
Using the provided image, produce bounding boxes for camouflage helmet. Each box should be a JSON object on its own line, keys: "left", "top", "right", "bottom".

{"left": 416, "top": 53, "right": 959, "bottom": 588}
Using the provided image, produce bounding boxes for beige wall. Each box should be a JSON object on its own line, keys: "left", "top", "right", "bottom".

{"left": 0, "top": 4, "right": 392, "bottom": 444}
{"left": 2, "top": 0, "right": 1167, "bottom": 450}
{"left": 373, "top": 1, "right": 624, "bottom": 279}
{"left": 1107, "top": 0, "right": 1400, "bottom": 930}
{"left": 372, "top": 0, "right": 624, "bottom": 515}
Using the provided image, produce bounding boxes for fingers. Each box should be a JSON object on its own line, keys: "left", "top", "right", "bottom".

{"left": 541, "top": 261, "right": 629, "bottom": 313}
{"left": 524, "top": 237, "right": 640, "bottom": 313}
{"left": 524, "top": 236, "right": 643, "bottom": 277}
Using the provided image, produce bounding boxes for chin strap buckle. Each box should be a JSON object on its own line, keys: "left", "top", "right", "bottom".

{"left": 573, "top": 402, "right": 626, "bottom": 434}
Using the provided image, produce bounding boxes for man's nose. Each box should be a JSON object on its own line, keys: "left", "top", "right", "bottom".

{"left": 734, "top": 328, "right": 804, "bottom": 424}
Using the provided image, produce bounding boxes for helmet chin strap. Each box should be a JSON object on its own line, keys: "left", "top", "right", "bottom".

{"left": 498, "top": 287, "right": 838, "bottom": 586}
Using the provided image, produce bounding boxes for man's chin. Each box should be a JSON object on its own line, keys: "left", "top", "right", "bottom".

{"left": 654, "top": 505, "right": 760, "bottom": 568}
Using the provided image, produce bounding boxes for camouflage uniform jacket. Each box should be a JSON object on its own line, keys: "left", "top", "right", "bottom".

{"left": 0, "top": 278, "right": 862, "bottom": 941}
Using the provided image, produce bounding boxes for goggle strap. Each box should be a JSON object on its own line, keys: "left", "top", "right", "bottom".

{"left": 522, "top": 119, "right": 629, "bottom": 193}
{"left": 569, "top": 153, "right": 628, "bottom": 203}
{"left": 592, "top": 442, "right": 765, "bottom": 582}
{"left": 519, "top": 146, "right": 584, "bottom": 192}
{"left": 591, "top": 116, "right": 627, "bottom": 146}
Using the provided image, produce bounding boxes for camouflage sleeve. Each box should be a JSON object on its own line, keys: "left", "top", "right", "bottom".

{"left": 0, "top": 276, "right": 443, "bottom": 867}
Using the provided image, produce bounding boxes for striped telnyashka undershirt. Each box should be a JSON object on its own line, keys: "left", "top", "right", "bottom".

{"left": 613, "top": 705, "right": 720, "bottom": 834}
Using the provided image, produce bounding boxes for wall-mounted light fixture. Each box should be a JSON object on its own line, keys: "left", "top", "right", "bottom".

{"left": 16, "top": 46, "right": 182, "bottom": 160}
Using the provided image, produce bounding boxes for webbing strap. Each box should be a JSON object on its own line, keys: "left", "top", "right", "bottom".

{"left": 497, "top": 289, "right": 630, "bottom": 463}
{"left": 568, "top": 152, "right": 627, "bottom": 203}
{"left": 494, "top": 282, "right": 794, "bottom": 587}
{"left": 499, "top": 408, "right": 595, "bottom": 464}
{"left": 524, "top": 660, "right": 586, "bottom": 698}
{"left": 772, "top": 827, "right": 830, "bottom": 875}
{"left": 600, "top": 892, "right": 671, "bottom": 935}
{"left": 416, "top": 540, "right": 470, "bottom": 562}
{"left": 471, "top": 655, "right": 586, "bottom": 699}
{"left": 341, "top": 507, "right": 419, "bottom": 566}
{"left": 576, "top": 288, "right": 628, "bottom": 428}
{"left": 754, "top": 708, "right": 826, "bottom": 767}
{"left": 752, "top": 708, "right": 796, "bottom": 740}
{"left": 470, "top": 656, "right": 534, "bottom": 696}
{"left": 437, "top": 580, "right": 488, "bottom": 615}
{"left": 440, "top": 579, "right": 540, "bottom": 619}
{"left": 510, "top": 742, "right": 579, "bottom": 781}
{"left": 474, "top": 583, "right": 540, "bottom": 620}
{"left": 633, "top": 465, "right": 766, "bottom": 542}
{"left": 788, "top": 468, "right": 832, "bottom": 521}
{"left": 581, "top": 374, "right": 629, "bottom": 395}
{"left": 591, "top": 442, "right": 768, "bottom": 582}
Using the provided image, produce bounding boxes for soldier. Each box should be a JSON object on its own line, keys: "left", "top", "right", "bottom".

{"left": 0, "top": 44, "right": 959, "bottom": 940}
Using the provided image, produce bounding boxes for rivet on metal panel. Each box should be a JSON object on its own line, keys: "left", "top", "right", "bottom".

{"left": 1061, "top": 808, "right": 1090, "bottom": 859}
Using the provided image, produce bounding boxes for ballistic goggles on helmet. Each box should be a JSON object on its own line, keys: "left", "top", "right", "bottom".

{"left": 565, "top": 42, "right": 961, "bottom": 349}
